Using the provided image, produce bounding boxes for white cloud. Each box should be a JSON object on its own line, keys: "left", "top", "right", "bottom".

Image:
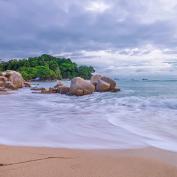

{"left": 60, "top": 45, "right": 177, "bottom": 77}
{"left": 85, "top": 1, "right": 111, "bottom": 13}
{"left": 128, "top": 0, "right": 177, "bottom": 24}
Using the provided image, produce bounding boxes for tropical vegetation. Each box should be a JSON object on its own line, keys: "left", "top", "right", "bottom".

{"left": 0, "top": 54, "right": 95, "bottom": 80}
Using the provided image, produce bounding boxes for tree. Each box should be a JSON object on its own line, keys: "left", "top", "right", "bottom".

{"left": 0, "top": 55, "right": 95, "bottom": 80}
{"left": 78, "top": 66, "right": 95, "bottom": 79}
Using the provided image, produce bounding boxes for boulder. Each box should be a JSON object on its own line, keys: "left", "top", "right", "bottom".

{"left": 101, "top": 76, "right": 116, "bottom": 90}
{"left": 0, "top": 81, "right": 4, "bottom": 87}
{"left": 90, "top": 74, "right": 102, "bottom": 86}
{"left": 96, "top": 80, "right": 111, "bottom": 92}
{"left": 0, "top": 76, "right": 7, "bottom": 87}
{"left": 0, "top": 81, "right": 4, "bottom": 88}
{"left": 72, "top": 89, "right": 84, "bottom": 96}
{"left": 70, "top": 77, "right": 95, "bottom": 96}
{"left": 2, "top": 70, "right": 24, "bottom": 89}
{"left": 5, "top": 81, "right": 16, "bottom": 90}
{"left": 91, "top": 74, "right": 120, "bottom": 92}
{"left": 0, "top": 76, "right": 7, "bottom": 82}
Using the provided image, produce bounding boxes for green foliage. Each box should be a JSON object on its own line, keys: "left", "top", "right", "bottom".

{"left": 78, "top": 66, "right": 95, "bottom": 80}
{"left": 0, "top": 54, "right": 95, "bottom": 80}
{"left": 0, "top": 60, "right": 3, "bottom": 72}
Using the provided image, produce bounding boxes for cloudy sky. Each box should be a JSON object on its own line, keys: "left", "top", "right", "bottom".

{"left": 1, "top": 0, "right": 177, "bottom": 76}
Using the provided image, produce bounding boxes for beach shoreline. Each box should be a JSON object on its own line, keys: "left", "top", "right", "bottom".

{"left": 1, "top": 145, "right": 177, "bottom": 177}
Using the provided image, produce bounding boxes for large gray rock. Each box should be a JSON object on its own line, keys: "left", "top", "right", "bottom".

{"left": 70, "top": 77, "right": 95, "bottom": 96}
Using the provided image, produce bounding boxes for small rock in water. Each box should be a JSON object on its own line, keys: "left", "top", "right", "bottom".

{"left": 31, "top": 87, "right": 45, "bottom": 91}
{"left": 54, "top": 80, "right": 64, "bottom": 88}
{"left": 41, "top": 88, "right": 57, "bottom": 94}
{"left": 57, "top": 86, "right": 70, "bottom": 94}
{"left": 24, "top": 81, "right": 31, "bottom": 87}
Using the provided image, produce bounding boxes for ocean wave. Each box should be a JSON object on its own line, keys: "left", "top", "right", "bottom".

{"left": 0, "top": 81, "right": 177, "bottom": 151}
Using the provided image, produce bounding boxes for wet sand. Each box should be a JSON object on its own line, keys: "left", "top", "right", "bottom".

{"left": 0, "top": 145, "right": 177, "bottom": 177}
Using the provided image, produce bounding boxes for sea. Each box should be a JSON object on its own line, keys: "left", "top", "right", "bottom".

{"left": 0, "top": 78, "right": 177, "bottom": 152}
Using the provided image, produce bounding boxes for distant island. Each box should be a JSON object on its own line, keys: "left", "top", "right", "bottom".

{"left": 0, "top": 54, "right": 95, "bottom": 81}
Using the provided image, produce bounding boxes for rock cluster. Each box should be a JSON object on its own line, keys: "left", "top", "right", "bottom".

{"left": 0, "top": 70, "right": 120, "bottom": 96}
{"left": 33, "top": 74, "right": 120, "bottom": 96}
{"left": 0, "top": 70, "right": 31, "bottom": 92}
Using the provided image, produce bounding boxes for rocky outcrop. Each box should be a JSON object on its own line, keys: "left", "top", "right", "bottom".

{"left": 36, "top": 75, "right": 119, "bottom": 96}
{"left": 1, "top": 70, "right": 24, "bottom": 89}
{"left": 36, "top": 86, "right": 70, "bottom": 95}
{"left": 70, "top": 77, "right": 95, "bottom": 96}
{"left": 0, "top": 70, "right": 31, "bottom": 93}
{"left": 0, "top": 69, "right": 120, "bottom": 96}
{"left": 91, "top": 74, "right": 120, "bottom": 92}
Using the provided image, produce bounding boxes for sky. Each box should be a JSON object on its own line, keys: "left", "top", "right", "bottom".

{"left": 1, "top": 0, "right": 177, "bottom": 77}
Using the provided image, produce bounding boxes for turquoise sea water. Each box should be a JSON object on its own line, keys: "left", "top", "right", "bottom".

{"left": 0, "top": 79, "right": 177, "bottom": 151}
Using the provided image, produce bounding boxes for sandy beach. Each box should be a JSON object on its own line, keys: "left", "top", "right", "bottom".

{"left": 0, "top": 145, "right": 177, "bottom": 177}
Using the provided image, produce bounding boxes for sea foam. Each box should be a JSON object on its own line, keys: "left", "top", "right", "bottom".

{"left": 0, "top": 80, "right": 177, "bottom": 151}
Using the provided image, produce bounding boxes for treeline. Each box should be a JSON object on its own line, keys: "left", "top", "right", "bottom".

{"left": 0, "top": 54, "right": 95, "bottom": 80}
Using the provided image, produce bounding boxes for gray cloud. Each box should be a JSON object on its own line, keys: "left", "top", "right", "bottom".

{"left": 0, "top": 0, "right": 177, "bottom": 59}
